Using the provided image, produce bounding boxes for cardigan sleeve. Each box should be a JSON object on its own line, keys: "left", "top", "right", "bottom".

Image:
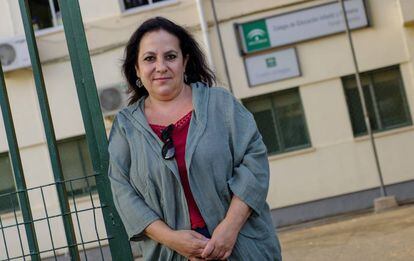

{"left": 226, "top": 97, "right": 270, "bottom": 216}
{"left": 108, "top": 115, "right": 160, "bottom": 241}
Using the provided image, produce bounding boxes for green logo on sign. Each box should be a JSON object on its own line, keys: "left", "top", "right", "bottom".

{"left": 266, "top": 57, "right": 277, "bottom": 68}
{"left": 241, "top": 20, "right": 270, "bottom": 52}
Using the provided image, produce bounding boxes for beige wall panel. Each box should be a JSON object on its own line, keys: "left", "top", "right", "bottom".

{"left": 36, "top": 32, "right": 70, "bottom": 64}
{"left": 0, "top": 71, "right": 44, "bottom": 151}
{"left": 398, "top": 0, "right": 414, "bottom": 26}
{"left": 400, "top": 63, "right": 414, "bottom": 119}
{"left": 207, "top": 25, "right": 230, "bottom": 88}
{"left": 211, "top": 3, "right": 272, "bottom": 95}
{"left": 80, "top": 0, "right": 198, "bottom": 55}
{"left": 19, "top": 145, "right": 54, "bottom": 197}
{"left": 42, "top": 44, "right": 147, "bottom": 140}
{"left": 212, "top": 0, "right": 313, "bottom": 21}
{"left": 190, "top": 29, "right": 227, "bottom": 86}
{"left": 41, "top": 62, "right": 85, "bottom": 140}
{"left": 364, "top": 129, "right": 414, "bottom": 184}
{"left": 79, "top": 0, "right": 121, "bottom": 23}
{"left": 267, "top": 141, "right": 380, "bottom": 208}
{"left": 0, "top": 0, "right": 14, "bottom": 36}
{"left": 33, "top": 217, "right": 67, "bottom": 257}
{"left": 93, "top": 47, "right": 125, "bottom": 88}
{"left": 0, "top": 221, "right": 29, "bottom": 259}
{"left": 19, "top": 145, "right": 67, "bottom": 255}
{"left": 297, "top": 0, "right": 408, "bottom": 85}
{"left": 402, "top": 26, "right": 414, "bottom": 58}
{"left": 300, "top": 79, "right": 354, "bottom": 147}
{"left": 6, "top": 0, "right": 24, "bottom": 36}
{"left": 352, "top": 0, "right": 409, "bottom": 68}
{"left": 69, "top": 197, "right": 108, "bottom": 248}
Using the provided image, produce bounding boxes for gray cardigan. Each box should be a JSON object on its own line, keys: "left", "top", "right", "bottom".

{"left": 108, "top": 82, "right": 282, "bottom": 260}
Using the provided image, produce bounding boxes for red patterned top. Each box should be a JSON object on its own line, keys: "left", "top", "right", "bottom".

{"left": 149, "top": 111, "right": 206, "bottom": 229}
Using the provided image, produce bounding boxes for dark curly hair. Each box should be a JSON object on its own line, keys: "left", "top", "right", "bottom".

{"left": 122, "top": 17, "right": 216, "bottom": 105}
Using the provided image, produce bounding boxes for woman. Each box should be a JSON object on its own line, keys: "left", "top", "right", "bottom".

{"left": 108, "top": 17, "right": 282, "bottom": 260}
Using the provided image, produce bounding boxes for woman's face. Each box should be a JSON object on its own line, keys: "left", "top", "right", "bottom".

{"left": 136, "top": 29, "right": 188, "bottom": 101}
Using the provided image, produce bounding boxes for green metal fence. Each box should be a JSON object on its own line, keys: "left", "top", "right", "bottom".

{"left": 0, "top": 0, "right": 133, "bottom": 260}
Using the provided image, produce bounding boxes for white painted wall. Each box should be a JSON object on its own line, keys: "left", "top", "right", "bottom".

{"left": 0, "top": 70, "right": 44, "bottom": 151}
{"left": 217, "top": 0, "right": 414, "bottom": 208}
{"left": 78, "top": 0, "right": 122, "bottom": 23}
{"left": 0, "top": 0, "right": 414, "bottom": 258}
{"left": 0, "top": 0, "right": 14, "bottom": 37}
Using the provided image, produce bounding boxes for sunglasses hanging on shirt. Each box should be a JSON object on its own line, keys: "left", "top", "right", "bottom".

{"left": 161, "top": 124, "right": 175, "bottom": 160}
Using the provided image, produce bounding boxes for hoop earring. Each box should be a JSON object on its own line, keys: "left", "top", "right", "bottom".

{"left": 136, "top": 78, "right": 143, "bottom": 88}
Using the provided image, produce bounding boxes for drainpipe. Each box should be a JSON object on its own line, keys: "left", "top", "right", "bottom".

{"left": 48, "top": 0, "right": 58, "bottom": 26}
{"left": 211, "top": 0, "right": 233, "bottom": 93}
{"left": 196, "top": 0, "right": 215, "bottom": 71}
{"left": 339, "top": 0, "right": 397, "bottom": 211}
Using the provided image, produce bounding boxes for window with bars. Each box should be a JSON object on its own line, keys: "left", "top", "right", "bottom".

{"left": 0, "top": 153, "right": 19, "bottom": 214}
{"left": 121, "top": 0, "right": 172, "bottom": 11}
{"left": 243, "top": 88, "right": 311, "bottom": 155}
{"left": 342, "top": 66, "right": 412, "bottom": 136}
{"left": 29, "top": 0, "right": 61, "bottom": 30}
{"left": 0, "top": 136, "right": 95, "bottom": 214}
{"left": 57, "top": 136, "right": 96, "bottom": 196}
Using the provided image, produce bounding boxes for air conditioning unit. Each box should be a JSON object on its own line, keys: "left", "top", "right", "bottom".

{"left": 0, "top": 36, "right": 31, "bottom": 72}
{"left": 98, "top": 84, "right": 128, "bottom": 116}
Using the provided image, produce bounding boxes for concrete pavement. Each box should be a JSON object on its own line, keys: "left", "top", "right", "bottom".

{"left": 278, "top": 203, "right": 414, "bottom": 261}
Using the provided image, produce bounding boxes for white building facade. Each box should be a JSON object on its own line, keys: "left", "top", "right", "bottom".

{"left": 1, "top": 0, "right": 414, "bottom": 258}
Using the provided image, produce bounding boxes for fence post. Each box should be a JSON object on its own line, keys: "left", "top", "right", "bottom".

{"left": 0, "top": 64, "right": 40, "bottom": 260}
{"left": 18, "top": 0, "right": 81, "bottom": 259}
{"left": 57, "top": 0, "right": 134, "bottom": 259}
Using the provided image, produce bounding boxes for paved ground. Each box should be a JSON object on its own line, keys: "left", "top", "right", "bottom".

{"left": 278, "top": 203, "right": 414, "bottom": 261}
{"left": 133, "top": 204, "right": 414, "bottom": 260}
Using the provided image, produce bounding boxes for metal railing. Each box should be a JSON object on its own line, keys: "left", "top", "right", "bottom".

{"left": 0, "top": 0, "right": 133, "bottom": 260}
{"left": 0, "top": 175, "right": 108, "bottom": 260}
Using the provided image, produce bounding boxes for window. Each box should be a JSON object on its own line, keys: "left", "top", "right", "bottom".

{"left": 121, "top": 0, "right": 171, "bottom": 11}
{"left": 57, "top": 136, "right": 96, "bottom": 196}
{"left": 29, "top": 0, "right": 61, "bottom": 30}
{"left": 243, "top": 88, "right": 311, "bottom": 155}
{"left": 343, "top": 66, "right": 412, "bottom": 136}
{"left": 0, "top": 153, "right": 19, "bottom": 214}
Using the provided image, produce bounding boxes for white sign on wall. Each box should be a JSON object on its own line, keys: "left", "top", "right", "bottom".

{"left": 238, "top": 0, "right": 369, "bottom": 53}
{"left": 245, "top": 48, "right": 300, "bottom": 86}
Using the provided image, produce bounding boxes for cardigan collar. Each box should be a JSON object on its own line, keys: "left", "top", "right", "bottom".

{"left": 119, "top": 82, "right": 210, "bottom": 181}
{"left": 125, "top": 82, "right": 208, "bottom": 131}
